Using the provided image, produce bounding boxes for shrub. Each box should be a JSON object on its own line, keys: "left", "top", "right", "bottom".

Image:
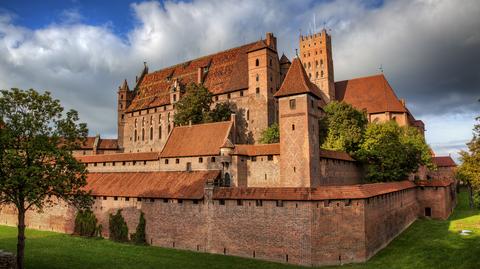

{"left": 131, "top": 212, "right": 147, "bottom": 245}
{"left": 74, "top": 209, "right": 101, "bottom": 237}
{"left": 108, "top": 209, "right": 129, "bottom": 242}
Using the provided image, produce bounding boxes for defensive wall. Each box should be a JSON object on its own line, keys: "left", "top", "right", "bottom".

{"left": 0, "top": 179, "right": 455, "bottom": 267}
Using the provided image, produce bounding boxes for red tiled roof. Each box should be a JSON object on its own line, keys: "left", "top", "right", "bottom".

{"left": 319, "top": 149, "right": 355, "bottom": 161}
{"left": 86, "top": 170, "right": 220, "bottom": 199}
{"left": 97, "top": 139, "right": 118, "bottom": 150}
{"left": 78, "top": 137, "right": 96, "bottom": 149}
{"left": 335, "top": 74, "right": 407, "bottom": 114}
{"left": 213, "top": 181, "right": 416, "bottom": 200}
{"left": 275, "top": 58, "right": 322, "bottom": 99}
{"left": 160, "top": 121, "right": 232, "bottom": 158}
{"left": 233, "top": 143, "right": 280, "bottom": 156}
{"left": 416, "top": 179, "right": 454, "bottom": 187}
{"left": 432, "top": 156, "right": 457, "bottom": 167}
{"left": 126, "top": 39, "right": 270, "bottom": 112}
{"left": 77, "top": 152, "right": 159, "bottom": 163}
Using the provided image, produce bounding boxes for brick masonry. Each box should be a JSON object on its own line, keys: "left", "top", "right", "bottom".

{"left": 0, "top": 184, "right": 455, "bottom": 267}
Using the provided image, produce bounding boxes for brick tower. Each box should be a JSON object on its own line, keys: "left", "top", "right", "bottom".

{"left": 117, "top": 79, "right": 133, "bottom": 150}
{"left": 274, "top": 58, "right": 322, "bottom": 187}
{"left": 299, "top": 29, "right": 335, "bottom": 102}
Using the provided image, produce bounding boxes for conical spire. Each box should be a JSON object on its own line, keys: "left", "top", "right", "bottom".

{"left": 274, "top": 58, "right": 322, "bottom": 98}
{"left": 120, "top": 79, "right": 130, "bottom": 91}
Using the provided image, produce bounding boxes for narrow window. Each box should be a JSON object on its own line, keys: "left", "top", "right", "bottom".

{"left": 292, "top": 124, "right": 295, "bottom": 131}
{"left": 425, "top": 207, "right": 432, "bottom": 217}
{"left": 142, "top": 128, "right": 145, "bottom": 141}
{"left": 276, "top": 200, "right": 284, "bottom": 207}
{"left": 211, "top": 157, "right": 216, "bottom": 162}
{"left": 316, "top": 72, "right": 319, "bottom": 78}
{"left": 255, "top": 59, "right": 259, "bottom": 66}
{"left": 269, "top": 58, "right": 272, "bottom": 66}
{"left": 227, "top": 93, "right": 231, "bottom": 99}
{"left": 176, "top": 159, "right": 180, "bottom": 164}
{"left": 186, "top": 162, "right": 192, "bottom": 171}
{"left": 267, "top": 155, "right": 273, "bottom": 161}
{"left": 237, "top": 200, "right": 243, "bottom": 206}
{"left": 256, "top": 87, "right": 260, "bottom": 94}
{"left": 240, "top": 91, "right": 244, "bottom": 97}
{"left": 165, "top": 159, "right": 169, "bottom": 164}
{"left": 114, "top": 196, "right": 118, "bottom": 201}
{"left": 251, "top": 156, "right": 257, "bottom": 162}
{"left": 256, "top": 74, "right": 259, "bottom": 82}
{"left": 173, "top": 94, "right": 176, "bottom": 102}
{"left": 289, "top": 99, "right": 296, "bottom": 109}
{"left": 321, "top": 70, "right": 324, "bottom": 77}
{"left": 159, "top": 125, "right": 162, "bottom": 139}
{"left": 125, "top": 197, "right": 130, "bottom": 201}
{"left": 150, "top": 127, "right": 153, "bottom": 140}
{"left": 215, "top": 96, "right": 219, "bottom": 101}
{"left": 255, "top": 200, "right": 263, "bottom": 207}
{"left": 246, "top": 110, "right": 250, "bottom": 120}
{"left": 219, "top": 200, "right": 225, "bottom": 205}
{"left": 134, "top": 130, "right": 137, "bottom": 142}
{"left": 199, "top": 157, "right": 203, "bottom": 163}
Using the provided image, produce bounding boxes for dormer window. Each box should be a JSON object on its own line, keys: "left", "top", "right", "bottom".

{"left": 203, "top": 66, "right": 209, "bottom": 73}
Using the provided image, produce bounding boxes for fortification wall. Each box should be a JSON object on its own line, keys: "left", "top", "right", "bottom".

{"left": 416, "top": 185, "right": 456, "bottom": 220}
{"left": 0, "top": 185, "right": 454, "bottom": 267}
{"left": 319, "top": 159, "right": 362, "bottom": 185}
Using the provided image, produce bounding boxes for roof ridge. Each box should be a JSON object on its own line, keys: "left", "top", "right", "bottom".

{"left": 147, "top": 40, "right": 263, "bottom": 77}
{"left": 174, "top": 120, "right": 232, "bottom": 129}
{"left": 335, "top": 73, "right": 384, "bottom": 83}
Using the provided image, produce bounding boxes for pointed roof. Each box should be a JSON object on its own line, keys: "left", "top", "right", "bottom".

{"left": 335, "top": 74, "right": 407, "bottom": 114}
{"left": 279, "top": 54, "right": 290, "bottom": 64}
{"left": 274, "top": 58, "right": 322, "bottom": 98}
{"left": 221, "top": 138, "right": 234, "bottom": 149}
{"left": 120, "top": 79, "right": 129, "bottom": 91}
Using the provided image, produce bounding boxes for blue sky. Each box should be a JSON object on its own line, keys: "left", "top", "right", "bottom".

{"left": 0, "top": 0, "right": 478, "bottom": 161}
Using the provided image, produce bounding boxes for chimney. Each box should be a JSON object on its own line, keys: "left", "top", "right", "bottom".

{"left": 197, "top": 67, "right": 203, "bottom": 84}
{"left": 400, "top": 99, "right": 406, "bottom": 107}
{"left": 266, "top": 32, "right": 277, "bottom": 51}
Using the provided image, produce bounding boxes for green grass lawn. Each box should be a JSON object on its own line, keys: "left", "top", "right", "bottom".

{"left": 1, "top": 190, "right": 479, "bottom": 269}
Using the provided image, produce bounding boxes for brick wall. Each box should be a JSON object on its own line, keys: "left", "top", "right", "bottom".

{"left": 0, "top": 185, "right": 455, "bottom": 267}
{"left": 319, "top": 159, "right": 362, "bottom": 185}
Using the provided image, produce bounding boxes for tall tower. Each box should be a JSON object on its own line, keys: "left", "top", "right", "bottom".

{"left": 299, "top": 29, "right": 335, "bottom": 102}
{"left": 274, "top": 58, "right": 322, "bottom": 187}
{"left": 117, "top": 79, "right": 132, "bottom": 150}
{"left": 245, "top": 32, "right": 281, "bottom": 143}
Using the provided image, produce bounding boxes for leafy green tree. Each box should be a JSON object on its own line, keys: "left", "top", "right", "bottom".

{"left": 74, "top": 209, "right": 102, "bottom": 237}
{"left": 108, "top": 209, "right": 129, "bottom": 242}
{"left": 320, "top": 101, "right": 368, "bottom": 153}
{"left": 0, "top": 88, "right": 92, "bottom": 269}
{"left": 356, "top": 121, "right": 432, "bottom": 182}
{"left": 131, "top": 212, "right": 147, "bottom": 245}
{"left": 206, "top": 102, "right": 233, "bottom": 123}
{"left": 174, "top": 83, "right": 213, "bottom": 126}
{"left": 259, "top": 123, "right": 280, "bottom": 144}
{"left": 457, "top": 107, "right": 480, "bottom": 208}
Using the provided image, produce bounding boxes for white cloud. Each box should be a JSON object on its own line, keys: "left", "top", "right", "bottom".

{"left": 0, "top": 0, "right": 478, "bottom": 159}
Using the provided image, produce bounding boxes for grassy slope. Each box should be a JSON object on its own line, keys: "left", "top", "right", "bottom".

{"left": 0, "top": 190, "right": 479, "bottom": 269}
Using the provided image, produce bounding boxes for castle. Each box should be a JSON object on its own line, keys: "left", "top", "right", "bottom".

{"left": 0, "top": 30, "right": 457, "bottom": 266}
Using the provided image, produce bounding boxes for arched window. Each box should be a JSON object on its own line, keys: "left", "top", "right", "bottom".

{"left": 321, "top": 70, "right": 324, "bottom": 77}
{"left": 142, "top": 128, "right": 145, "bottom": 141}
{"left": 256, "top": 74, "right": 259, "bottom": 82}
{"left": 320, "top": 59, "right": 323, "bottom": 65}
{"left": 158, "top": 125, "right": 162, "bottom": 139}
{"left": 316, "top": 72, "right": 319, "bottom": 78}
{"left": 255, "top": 59, "right": 259, "bottom": 66}
{"left": 150, "top": 127, "right": 153, "bottom": 140}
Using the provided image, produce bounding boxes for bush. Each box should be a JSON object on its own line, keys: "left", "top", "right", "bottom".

{"left": 259, "top": 123, "right": 280, "bottom": 144}
{"left": 74, "top": 209, "right": 102, "bottom": 237}
{"left": 131, "top": 212, "right": 147, "bottom": 245}
{"left": 108, "top": 209, "right": 129, "bottom": 242}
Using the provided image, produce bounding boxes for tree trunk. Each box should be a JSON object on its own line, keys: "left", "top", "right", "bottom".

{"left": 468, "top": 183, "right": 474, "bottom": 209}
{"left": 17, "top": 208, "right": 26, "bottom": 269}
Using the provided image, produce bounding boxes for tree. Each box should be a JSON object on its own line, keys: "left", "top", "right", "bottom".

{"left": 108, "top": 209, "right": 129, "bottom": 242}
{"left": 173, "top": 83, "right": 213, "bottom": 126}
{"left": 205, "top": 102, "right": 233, "bottom": 123}
{"left": 131, "top": 212, "right": 147, "bottom": 245}
{"left": 356, "top": 121, "right": 432, "bottom": 182}
{"left": 320, "top": 101, "right": 368, "bottom": 153}
{"left": 0, "top": 88, "right": 92, "bottom": 269}
{"left": 457, "top": 106, "right": 480, "bottom": 208}
{"left": 259, "top": 123, "right": 280, "bottom": 144}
